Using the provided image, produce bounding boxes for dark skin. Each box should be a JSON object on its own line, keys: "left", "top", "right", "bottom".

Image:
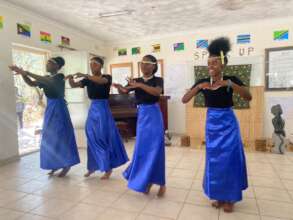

{"left": 9, "top": 60, "right": 61, "bottom": 87}
{"left": 9, "top": 60, "right": 72, "bottom": 178}
{"left": 66, "top": 59, "right": 112, "bottom": 180}
{"left": 66, "top": 60, "right": 108, "bottom": 87}
{"left": 113, "top": 56, "right": 165, "bottom": 197}
{"left": 112, "top": 57, "right": 162, "bottom": 96}
{"left": 181, "top": 56, "right": 252, "bottom": 212}
{"left": 181, "top": 56, "right": 252, "bottom": 104}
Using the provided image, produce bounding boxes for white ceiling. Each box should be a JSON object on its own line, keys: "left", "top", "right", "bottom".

{"left": 4, "top": 0, "right": 293, "bottom": 43}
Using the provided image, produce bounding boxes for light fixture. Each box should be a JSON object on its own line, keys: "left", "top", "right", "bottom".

{"left": 219, "top": 0, "right": 246, "bottom": 11}
{"left": 99, "top": 10, "right": 134, "bottom": 18}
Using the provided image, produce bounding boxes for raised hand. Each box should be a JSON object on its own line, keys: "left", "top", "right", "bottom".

{"left": 74, "top": 72, "right": 88, "bottom": 78}
{"left": 112, "top": 83, "right": 123, "bottom": 89}
{"left": 127, "top": 78, "right": 142, "bottom": 89}
{"left": 198, "top": 82, "right": 212, "bottom": 90}
{"left": 65, "top": 74, "right": 74, "bottom": 80}
{"left": 198, "top": 80, "right": 228, "bottom": 91}
{"left": 112, "top": 83, "right": 129, "bottom": 94}
{"left": 126, "top": 77, "right": 135, "bottom": 84}
{"left": 9, "top": 65, "right": 25, "bottom": 75}
{"left": 211, "top": 80, "right": 228, "bottom": 90}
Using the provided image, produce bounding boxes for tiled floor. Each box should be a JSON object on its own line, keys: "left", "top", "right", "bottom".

{"left": 1, "top": 140, "right": 293, "bottom": 220}
{"left": 18, "top": 123, "right": 42, "bottom": 155}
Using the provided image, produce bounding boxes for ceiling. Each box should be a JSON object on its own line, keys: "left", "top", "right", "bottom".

{"left": 4, "top": 0, "right": 293, "bottom": 43}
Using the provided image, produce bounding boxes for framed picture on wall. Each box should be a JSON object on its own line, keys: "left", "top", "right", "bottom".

{"left": 110, "top": 62, "right": 133, "bottom": 93}
{"left": 138, "top": 59, "right": 164, "bottom": 78}
{"left": 265, "top": 46, "right": 293, "bottom": 91}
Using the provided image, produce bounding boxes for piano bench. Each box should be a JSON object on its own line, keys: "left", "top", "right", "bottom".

{"left": 116, "top": 121, "right": 131, "bottom": 142}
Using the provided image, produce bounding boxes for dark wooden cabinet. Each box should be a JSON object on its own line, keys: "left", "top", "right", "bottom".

{"left": 109, "top": 94, "right": 170, "bottom": 139}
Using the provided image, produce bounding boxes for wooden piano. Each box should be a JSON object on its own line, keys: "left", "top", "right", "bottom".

{"left": 109, "top": 94, "right": 170, "bottom": 139}
{"left": 109, "top": 94, "right": 137, "bottom": 138}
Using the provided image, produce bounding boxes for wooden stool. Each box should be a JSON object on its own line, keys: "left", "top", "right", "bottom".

{"left": 181, "top": 135, "right": 190, "bottom": 147}
{"left": 255, "top": 139, "right": 267, "bottom": 152}
{"left": 288, "top": 143, "right": 293, "bottom": 152}
{"left": 116, "top": 121, "right": 130, "bottom": 142}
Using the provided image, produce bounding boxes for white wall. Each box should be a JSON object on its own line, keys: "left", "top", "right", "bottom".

{"left": 0, "top": 1, "right": 107, "bottom": 162}
{"left": 105, "top": 17, "right": 293, "bottom": 137}
{"left": 0, "top": 40, "right": 19, "bottom": 163}
{"left": 1, "top": 2, "right": 293, "bottom": 162}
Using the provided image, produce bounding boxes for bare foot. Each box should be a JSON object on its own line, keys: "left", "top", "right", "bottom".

{"left": 48, "top": 169, "right": 57, "bottom": 176}
{"left": 143, "top": 184, "right": 153, "bottom": 195}
{"left": 223, "top": 202, "right": 234, "bottom": 213}
{"left": 100, "top": 170, "right": 112, "bottom": 180}
{"left": 211, "top": 201, "right": 223, "bottom": 209}
{"left": 84, "top": 170, "right": 95, "bottom": 177}
{"left": 157, "top": 185, "right": 166, "bottom": 197}
{"left": 58, "top": 167, "right": 71, "bottom": 177}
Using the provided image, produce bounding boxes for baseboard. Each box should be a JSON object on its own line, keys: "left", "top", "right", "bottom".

{"left": 0, "top": 155, "right": 20, "bottom": 167}
{"left": 20, "top": 149, "right": 40, "bottom": 157}
{"left": 168, "top": 132, "right": 185, "bottom": 136}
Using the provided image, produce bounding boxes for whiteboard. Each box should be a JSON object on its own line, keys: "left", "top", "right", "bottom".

{"left": 111, "top": 66, "right": 132, "bottom": 94}
{"left": 164, "top": 62, "right": 194, "bottom": 134}
{"left": 265, "top": 47, "right": 293, "bottom": 90}
{"left": 164, "top": 63, "right": 190, "bottom": 100}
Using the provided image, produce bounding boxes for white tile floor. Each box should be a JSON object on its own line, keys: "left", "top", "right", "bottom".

{"left": 1, "top": 140, "right": 293, "bottom": 220}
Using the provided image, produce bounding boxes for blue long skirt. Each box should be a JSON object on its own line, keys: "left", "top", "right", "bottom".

{"left": 123, "top": 103, "right": 165, "bottom": 193}
{"left": 86, "top": 99, "right": 129, "bottom": 172}
{"left": 40, "top": 98, "right": 80, "bottom": 170}
{"left": 203, "top": 107, "right": 248, "bottom": 202}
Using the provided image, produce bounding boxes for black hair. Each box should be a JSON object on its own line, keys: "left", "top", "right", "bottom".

{"left": 208, "top": 37, "right": 231, "bottom": 65}
{"left": 271, "top": 104, "right": 283, "bottom": 116}
{"left": 91, "top": 56, "right": 104, "bottom": 67}
{"left": 143, "top": 54, "right": 158, "bottom": 75}
{"left": 51, "top": 56, "right": 65, "bottom": 69}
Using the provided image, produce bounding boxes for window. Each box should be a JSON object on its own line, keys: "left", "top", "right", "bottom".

{"left": 12, "top": 44, "right": 50, "bottom": 154}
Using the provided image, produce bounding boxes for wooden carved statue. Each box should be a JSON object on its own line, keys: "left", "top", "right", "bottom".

{"left": 271, "top": 104, "right": 286, "bottom": 154}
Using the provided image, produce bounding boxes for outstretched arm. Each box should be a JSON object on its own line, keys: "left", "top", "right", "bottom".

{"left": 9, "top": 65, "right": 39, "bottom": 87}
{"left": 182, "top": 82, "right": 210, "bottom": 103}
{"left": 112, "top": 83, "right": 130, "bottom": 94}
{"left": 74, "top": 73, "right": 108, "bottom": 85}
{"left": 126, "top": 78, "right": 162, "bottom": 96}
{"left": 65, "top": 75, "right": 82, "bottom": 88}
